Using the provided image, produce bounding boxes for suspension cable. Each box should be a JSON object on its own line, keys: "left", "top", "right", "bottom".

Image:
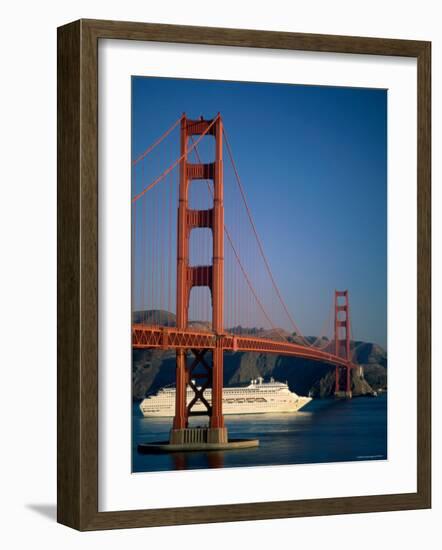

{"left": 132, "top": 115, "right": 219, "bottom": 203}
{"left": 223, "top": 127, "right": 312, "bottom": 346}
{"left": 132, "top": 115, "right": 183, "bottom": 166}
{"left": 189, "top": 136, "right": 286, "bottom": 340}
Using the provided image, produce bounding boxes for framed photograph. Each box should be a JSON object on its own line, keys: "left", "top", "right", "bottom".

{"left": 57, "top": 19, "right": 431, "bottom": 530}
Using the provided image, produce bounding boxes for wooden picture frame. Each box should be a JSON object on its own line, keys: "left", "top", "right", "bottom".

{"left": 57, "top": 18, "right": 431, "bottom": 530}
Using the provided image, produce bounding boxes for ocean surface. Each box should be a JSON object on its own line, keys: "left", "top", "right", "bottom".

{"left": 132, "top": 393, "right": 387, "bottom": 473}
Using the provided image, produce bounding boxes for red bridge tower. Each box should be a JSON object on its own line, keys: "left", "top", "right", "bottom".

{"left": 170, "top": 114, "right": 228, "bottom": 445}
{"left": 334, "top": 290, "right": 353, "bottom": 398}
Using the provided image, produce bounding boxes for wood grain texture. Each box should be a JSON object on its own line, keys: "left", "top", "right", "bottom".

{"left": 57, "top": 20, "right": 81, "bottom": 529}
{"left": 84, "top": 18, "right": 427, "bottom": 56}
{"left": 57, "top": 19, "right": 431, "bottom": 531}
{"left": 416, "top": 42, "right": 431, "bottom": 507}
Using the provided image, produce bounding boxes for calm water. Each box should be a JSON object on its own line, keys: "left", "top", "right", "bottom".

{"left": 132, "top": 393, "right": 387, "bottom": 472}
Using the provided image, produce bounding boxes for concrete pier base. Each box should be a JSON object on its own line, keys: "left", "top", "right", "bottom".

{"left": 334, "top": 390, "right": 353, "bottom": 399}
{"left": 138, "top": 438, "right": 259, "bottom": 453}
{"left": 138, "top": 426, "right": 258, "bottom": 453}
{"left": 207, "top": 427, "right": 228, "bottom": 444}
{"left": 169, "top": 426, "right": 228, "bottom": 445}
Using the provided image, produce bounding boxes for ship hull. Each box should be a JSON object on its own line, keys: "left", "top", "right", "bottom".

{"left": 139, "top": 381, "right": 312, "bottom": 418}
{"left": 140, "top": 398, "right": 312, "bottom": 417}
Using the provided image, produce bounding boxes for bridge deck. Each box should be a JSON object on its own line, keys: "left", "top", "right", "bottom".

{"left": 132, "top": 324, "right": 354, "bottom": 369}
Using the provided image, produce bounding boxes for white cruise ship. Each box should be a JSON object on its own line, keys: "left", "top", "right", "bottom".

{"left": 139, "top": 377, "right": 312, "bottom": 417}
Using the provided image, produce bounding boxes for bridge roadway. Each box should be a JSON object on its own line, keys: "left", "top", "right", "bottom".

{"left": 132, "top": 324, "right": 355, "bottom": 369}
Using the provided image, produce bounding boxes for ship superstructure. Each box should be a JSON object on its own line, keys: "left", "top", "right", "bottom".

{"left": 139, "top": 377, "right": 312, "bottom": 417}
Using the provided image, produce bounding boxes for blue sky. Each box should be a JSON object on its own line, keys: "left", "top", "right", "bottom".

{"left": 132, "top": 77, "right": 387, "bottom": 349}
